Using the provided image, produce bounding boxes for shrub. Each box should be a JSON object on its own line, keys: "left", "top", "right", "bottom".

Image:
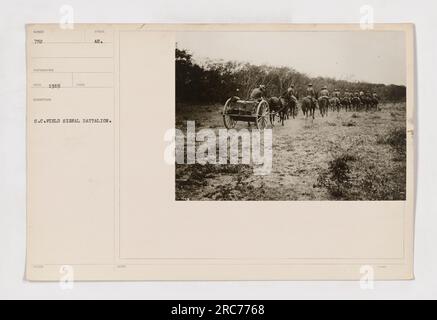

{"left": 377, "top": 127, "right": 406, "bottom": 155}
{"left": 342, "top": 120, "right": 357, "bottom": 127}
{"left": 317, "top": 153, "right": 356, "bottom": 199}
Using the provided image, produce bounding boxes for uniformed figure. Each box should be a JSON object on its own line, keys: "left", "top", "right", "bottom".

{"left": 319, "top": 86, "right": 330, "bottom": 98}
{"left": 333, "top": 89, "right": 341, "bottom": 98}
{"left": 306, "top": 83, "right": 316, "bottom": 97}
{"left": 282, "top": 85, "right": 298, "bottom": 103}
{"left": 306, "top": 83, "right": 318, "bottom": 104}
{"left": 305, "top": 83, "right": 318, "bottom": 107}
{"left": 354, "top": 91, "right": 360, "bottom": 97}
{"left": 287, "top": 85, "right": 296, "bottom": 96}
{"left": 344, "top": 89, "right": 352, "bottom": 98}
{"left": 250, "top": 84, "right": 266, "bottom": 100}
{"left": 359, "top": 90, "right": 365, "bottom": 97}
{"left": 372, "top": 92, "right": 379, "bottom": 99}
{"left": 235, "top": 88, "right": 241, "bottom": 98}
{"left": 230, "top": 88, "right": 241, "bottom": 103}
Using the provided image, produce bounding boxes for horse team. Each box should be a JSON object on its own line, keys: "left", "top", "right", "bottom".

{"left": 249, "top": 84, "right": 380, "bottom": 125}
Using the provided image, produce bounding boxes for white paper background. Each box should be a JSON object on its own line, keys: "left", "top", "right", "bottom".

{"left": 0, "top": 0, "right": 436, "bottom": 299}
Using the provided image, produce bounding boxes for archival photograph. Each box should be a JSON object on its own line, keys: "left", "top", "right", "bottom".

{"left": 175, "top": 31, "right": 407, "bottom": 201}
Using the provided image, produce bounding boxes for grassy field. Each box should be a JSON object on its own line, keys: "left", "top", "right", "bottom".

{"left": 175, "top": 102, "right": 407, "bottom": 201}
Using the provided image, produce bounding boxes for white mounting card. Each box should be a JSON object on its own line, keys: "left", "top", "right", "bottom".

{"left": 26, "top": 24, "right": 415, "bottom": 281}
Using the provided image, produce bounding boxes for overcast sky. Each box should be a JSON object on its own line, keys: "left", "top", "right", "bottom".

{"left": 176, "top": 31, "right": 406, "bottom": 86}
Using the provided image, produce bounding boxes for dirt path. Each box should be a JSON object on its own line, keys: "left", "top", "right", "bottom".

{"left": 249, "top": 114, "right": 331, "bottom": 200}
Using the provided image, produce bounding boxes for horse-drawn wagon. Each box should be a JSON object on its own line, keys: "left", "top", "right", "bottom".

{"left": 222, "top": 97, "right": 273, "bottom": 129}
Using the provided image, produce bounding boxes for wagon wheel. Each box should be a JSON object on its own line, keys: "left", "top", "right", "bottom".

{"left": 256, "top": 100, "right": 269, "bottom": 130}
{"left": 223, "top": 98, "right": 237, "bottom": 129}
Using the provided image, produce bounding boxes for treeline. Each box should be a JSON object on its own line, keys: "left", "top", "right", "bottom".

{"left": 176, "top": 48, "right": 406, "bottom": 104}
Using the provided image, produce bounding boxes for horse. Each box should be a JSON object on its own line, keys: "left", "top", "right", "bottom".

{"left": 281, "top": 96, "right": 298, "bottom": 120}
{"left": 340, "top": 97, "right": 351, "bottom": 112}
{"left": 360, "top": 96, "right": 371, "bottom": 111}
{"left": 330, "top": 97, "right": 341, "bottom": 113}
{"left": 268, "top": 96, "right": 288, "bottom": 126}
{"left": 301, "top": 96, "right": 316, "bottom": 119}
{"left": 290, "top": 98, "right": 298, "bottom": 119}
{"left": 318, "top": 96, "right": 329, "bottom": 117}
{"left": 351, "top": 96, "right": 361, "bottom": 112}
{"left": 370, "top": 97, "right": 379, "bottom": 111}
{"left": 279, "top": 97, "right": 291, "bottom": 123}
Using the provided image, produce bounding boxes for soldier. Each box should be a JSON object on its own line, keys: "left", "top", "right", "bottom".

{"left": 306, "top": 83, "right": 317, "bottom": 106}
{"left": 319, "top": 85, "right": 330, "bottom": 98}
{"left": 330, "top": 88, "right": 341, "bottom": 112}
{"left": 359, "top": 90, "right": 365, "bottom": 98}
{"left": 230, "top": 88, "right": 241, "bottom": 103}
{"left": 317, "top": 86, "right": 330, "bottom": 115}
{"left": 343, "top": 89, "right": 352, "bottom": 111}
{"left": 306, "top": 83, "right": 316, "bottom": 97}
{"left": 280, "top": 85, "right": 298, "bottom": 119}
{"left": 283, "top": 85, "right": 298, "bottom": 104}
{"left": 372, "top": 91, "right": 380, "bottom": 111}
{"left": 250, "top": 84, "right": 266, "bottom": 100}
